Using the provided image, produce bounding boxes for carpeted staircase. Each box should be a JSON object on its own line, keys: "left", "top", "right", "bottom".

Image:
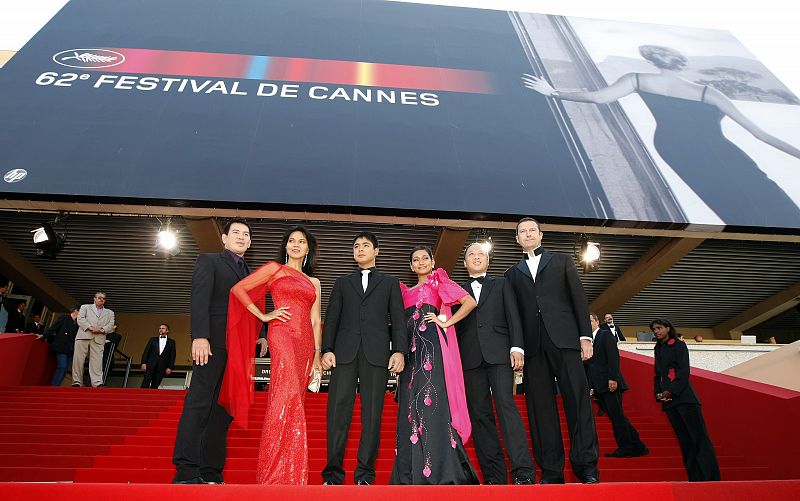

{"left": 0, "top": 386, "right": 767, "bottom": 484}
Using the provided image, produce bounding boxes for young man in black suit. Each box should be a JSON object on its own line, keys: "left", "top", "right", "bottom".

{"left": 504, "top": 217, "right": 600, "bottom": 484}
{"left": 140, "top": 323, "right": 177, "bottom": 389}
{"left": 320, "top": 232, "right": 407, "bottom": 485}
{"left": 455, "top": 243, "right": 535, "bottom": 485}
{"left": 172, "top": 218, "right": 266, "bottom": 484}
{"left": 588, "top": 314, "right": 647, "bottom": 458}
{"left": 4, "top": 299, "right": 26, "bottom": 333}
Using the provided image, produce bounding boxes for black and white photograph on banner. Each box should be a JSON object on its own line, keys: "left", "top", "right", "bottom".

{"left": 514, "top": 14, "right": 800, "bottom": 229}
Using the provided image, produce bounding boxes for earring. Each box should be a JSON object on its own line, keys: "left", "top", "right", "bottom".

{"left": 303, "top": 254, "right": 308, "bottom": 269}
{"left": 284, "top": 253, "right": 289, "bottom": 264}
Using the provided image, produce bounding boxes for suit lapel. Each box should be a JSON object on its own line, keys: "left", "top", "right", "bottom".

{"left": 221, "top": 252, "right": 244, "bottom": 280}
{"left": 515, "top": 259, "right": 534, "bottom": 282}
{"left": 362, "top": 270, "right": 385, "bottom": 300}
{"left": 347, "top": 271, "right": 365, "bottom": 298}
{"left": 537, "top": 249, "right": 553, "bottom": 277}
{"left": 477, "top": 276, "right": 496, "bottom": 308}
{"left": 461, "top": 282, "right": 476, "bottom": 301}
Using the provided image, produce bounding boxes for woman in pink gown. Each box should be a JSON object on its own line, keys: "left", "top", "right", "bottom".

{"left": 219, "top": 225, "right": 323, "bottom": 484}
{"left": 391, "top": 245, "right": 479, "bottom": 484}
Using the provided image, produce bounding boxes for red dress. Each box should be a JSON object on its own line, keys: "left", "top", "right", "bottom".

{"left": 219, "top": 262, "right": 316, "bottom": 484}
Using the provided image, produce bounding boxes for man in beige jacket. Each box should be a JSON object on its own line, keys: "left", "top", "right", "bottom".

{"left": 72, "top": 292, "right": 115, "bottom": 387}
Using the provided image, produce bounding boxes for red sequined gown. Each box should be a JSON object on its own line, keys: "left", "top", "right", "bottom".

{"left": 220, "top": 262, "right": 316, "bottom": 485}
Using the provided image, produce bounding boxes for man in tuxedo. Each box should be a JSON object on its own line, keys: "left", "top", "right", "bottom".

{"left": 73, "top": 293, "right": 115, "bottom": 387}
{"left": 603, "top": 313, "right": 626, "bottom": 341}
{"left": 455, "top": 243, "right": 535, "bottom": 485}
{"left": 25, "top": 314, "right": 45, "bottom": 335}
{"left": 172, "top": 218, "right": 266, "bottom": 484}
{"left": 321, "top": 232, "right": 407, "bottom": 485}
{"left": 140, "top": 323, "right": 177, "bottom": 389}
{"left": 588, "top": 313, "right": 648, "bottom": 458}
{"left": 4, "top": 299, "right": 27, "bottom": 333}
{"left": 504, "top": 217, "right": 599, "bottom": 484}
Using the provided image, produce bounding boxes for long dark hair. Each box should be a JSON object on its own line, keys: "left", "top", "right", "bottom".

{"left": 278, "top": 225, "right": 318, "bottom": 276}
{"left": 650, "top": 318, "right": 677, "bottom": 340}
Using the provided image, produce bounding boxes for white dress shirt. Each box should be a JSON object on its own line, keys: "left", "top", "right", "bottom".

{"left": 361, "top": 269, "right": 370, "bottom": 292}
{"left": 469, "top": 273, "right": 486, "bottom": 303}
{"left": 158, "top": 335, "right": 167, "bottom": 355}
{"left": 524, "top": 247, "right": 543, "bottom": 281}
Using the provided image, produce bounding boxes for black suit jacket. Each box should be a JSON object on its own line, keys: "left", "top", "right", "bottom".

{"left": 191, "top": 252, "right": 264, "bottom": 349}
{"left": 454, "top": 275, "right": 523, "bottom": 369}
{"left": 141, "top": 336, "right": 177, "bottom": 370}
{"left": 504, "top": 249, "right": 591, "bottom": 356}
{"left": 322, "top": 269, "right": 407, "bottom": 367}
{"left": 43, "top": 314, "right": 78, "bottom": 354}
{"left": 654, "top": 338, "right": 700, "bottom": 409}
{"left": 588, "top": 326, "right": 628, "bottom": 394}
{"left": 4, "top": 307, "right": 25, "bottom": 333}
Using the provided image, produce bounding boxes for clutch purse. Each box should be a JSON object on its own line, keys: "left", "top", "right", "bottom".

{"left": 308, "top": 368, "right": 322, "bottom": 392}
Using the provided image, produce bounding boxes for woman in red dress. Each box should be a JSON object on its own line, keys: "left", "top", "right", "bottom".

{"left": 220, "top": 225, "right": 323, "bottom": 484}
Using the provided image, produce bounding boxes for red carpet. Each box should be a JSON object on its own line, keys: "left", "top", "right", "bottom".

{"left": 1, "top": 351, "right": 798, "bottom": 498}
{"left": 0, "top": 385, "right": 770, "bottom": 484}
{"left": 1, "top": 481, "right": 799, "bottom": 501}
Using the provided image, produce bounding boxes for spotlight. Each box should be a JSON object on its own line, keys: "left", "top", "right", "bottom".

{"left": 156, "top": 228, "right": 180, "bottom": 257}
{"left": 578, "top": 236, "right": 600, "bottom": 273}
{"left": 480, "top": 237, "right": 493, "bottom": 254}
{"left": 31, "top": 222, "right": 65, "bottom": 259}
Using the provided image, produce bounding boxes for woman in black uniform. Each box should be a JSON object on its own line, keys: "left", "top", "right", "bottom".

{"left": 650, "top": 318, "right": 720, "bottom": 481}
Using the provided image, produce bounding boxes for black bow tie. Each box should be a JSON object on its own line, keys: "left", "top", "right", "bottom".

{"left": 159, "top": 336, "right": 166, "bottom": 339}
{"left": 525, "top": 247, "right": 543, "bottom": 259}
{"left": 470, "top": 276, "right": 485, "bottom": 284}
{"left": 609, "top": 324, "right": 615, "bottom": 329}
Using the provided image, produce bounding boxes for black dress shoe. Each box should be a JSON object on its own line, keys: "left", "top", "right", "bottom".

{"left": 581, "top": 475, "right": 599, "bottom": 484}
{"left": 604, "top": 449, "right": 634, "bottom": 458}
{"left": 71, "top": 383, "right": 81, "bottom": 387}
{"left": 513, "top": 476, "right": 534, "bottom": 485}
{"left": 356, "top": 480, "right": 371, "bottom": 485}
{"left": 632, "top": 446, "right": 650, "bottom": 457}
{"left": 539, "top": 478, "right": 565, "bottom": 484}
{"left": 172, "top": 477, "right": 207, "bottom": 484}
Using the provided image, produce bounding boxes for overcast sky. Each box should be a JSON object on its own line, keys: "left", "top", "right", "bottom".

{"left": 3, "top": 0, "right": 800, "bottom": 95}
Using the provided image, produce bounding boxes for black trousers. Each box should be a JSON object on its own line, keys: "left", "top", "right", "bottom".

{"left": 141, "top": 366, "right": 167, "bottom": 389}
{"left": 524, "top": 330, "right": 599, "bottom": 482}
{"left": 322, "top": 345, "right": 388, "bottom": 484}
{"left": 172, "top": 347, "right": 232, "bottom": 482}
{"left": 665, "top": 404, "right": 720, "bottom": 482}
{"left": 464, "top": 361, "right": 535, "bottom": 484}
{"left": 596, "top": 390, "right": 645, "bottom": 453}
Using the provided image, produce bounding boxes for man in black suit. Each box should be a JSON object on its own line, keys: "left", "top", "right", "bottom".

{"left": 25, "top": 314, "right": 45, "bottom": 335}
{"left": 4, "top": 299, "right": 26, "bottom": 333}
{"left": 455, "top": 243, "right": 535, "bottom": 485}
{"left": 172, "top": 218, "right": 266, "bottom": 484}
{"left": 140, "top": 323, "right": 177, "bottom": 389}
{"left": 320, "top": 232, "right": 407, "bottom": 485}
{"left": 603, "top": 313, "right": 626, "bottom": 341}
{"left": 588, "top": 313, "right": 647, "bottom": 458}
{"left": 504, "top": 217, "right": 599, "bottom": 484}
